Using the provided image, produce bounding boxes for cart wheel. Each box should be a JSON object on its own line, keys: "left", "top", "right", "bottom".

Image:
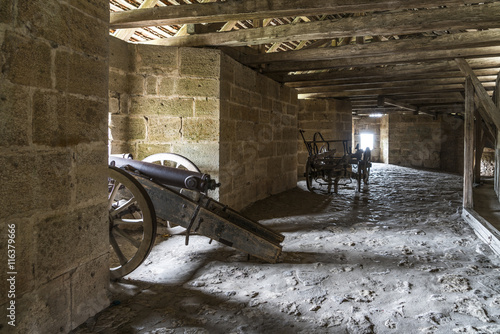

{"left": 362, "top": 148, "right": 371, "bottom": 184}
{"left": 108, "top": 166, "right": 157, "bottom": 279}
{"left": 142, "top": 153, "right": 201, "bottom": 234}
{"left": 305, "top": 161, "right": 315, "bottom": 192}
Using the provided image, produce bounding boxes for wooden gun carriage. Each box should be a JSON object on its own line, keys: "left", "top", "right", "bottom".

{"left": 300, "top": 130, "right": 372, "bottom": 194}
{"left": 107, "top": 153, "right": 284, "bottom": 279}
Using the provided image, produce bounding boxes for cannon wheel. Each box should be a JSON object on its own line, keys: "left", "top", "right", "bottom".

{"left": 142, "top": 153, "right": 201, "bottom": 235}
{"left": 108, "top": 166, "right": 157, "bottom": 279}
{"left": 142, "top": 153, "right": 201, "bottom": 173}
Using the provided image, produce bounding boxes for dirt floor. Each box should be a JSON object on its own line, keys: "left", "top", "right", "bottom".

{"left": 72, "top": 163, "right": 500, "bottom": 334}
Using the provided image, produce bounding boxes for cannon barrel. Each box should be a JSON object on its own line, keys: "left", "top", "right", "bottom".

{"left": 109, "top": 156, "right": 218, "bottom": 193}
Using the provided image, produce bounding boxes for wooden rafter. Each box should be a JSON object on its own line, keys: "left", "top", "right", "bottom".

{"left": 139, "top": 3, "right": 500, "bottom": 47}
{"left": 110, "top": 0, "right": 486, "bottom": 29}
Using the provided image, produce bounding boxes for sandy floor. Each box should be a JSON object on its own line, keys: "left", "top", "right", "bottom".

{"left": 72, "top": 164, "right": 500, "bottom": 334}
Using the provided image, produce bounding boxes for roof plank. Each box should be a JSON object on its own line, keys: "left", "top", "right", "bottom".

{"left": 140, "top": 3, "right": 500, "bottom": 47}
{"left": 110, "top": 0, "right": 479, "bottom": 29}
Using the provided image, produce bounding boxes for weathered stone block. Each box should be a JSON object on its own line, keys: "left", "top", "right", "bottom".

{"left": 183, "top": 118, "right": 219, "bottom": 142}
{"left": 59, "top": 51, "right": 108, "bottom": 98}
{"left": 241, "top": 105, "right": 259, "bottom": 123}
{"left": 109, "top": 36, "right": 131, "bottom": 71}
{"left": 220, "top": 119, "right": 236, "bottom": 143}
{"left": 35, "top": 152, "right": 73, "bottom": 211}
{"left": 0, "top": 0, "right": 12, "bottom": 23}
{"left": 74, "top": 145, "right": 108, "bottom": 203}
{"left": 109, "top": 70, "right": 128, "bottom": 94}
{"left": 195, "top": 98, "right": 219, "bottom": 117}
{"left": 235, "top": 122, "right": 256, "bottom": 141}
{"left": 130, "top": 97, "right": 194, "bottom": 117}
{"left": 146, "top": 76, "right": 157, "bottom": 95}
{"left": 66, "top": 5, "right": 108, "bottom": 57}
{"left": 0, "top": 82, "right": 30, "bottom": 147}
{"left": 176, "top": 78, "right": 219, "bottom": 98}
{"left": 70, "top": 254, "right": 109, "bottom": 328}
{"left": 16, "top": 1, "right": 70, "bottom": 46}
{"left": 110, "top": 115, "right": 146, "bottom": 141}
{"left": 180, "top": 47, "right": 220, "bottom": 78}
{"left": 158, "top": 77, "right": 176, "bottom": 96}
{"left": 128, "top": 74, "right": 145, "bottom": 95}
{"left": 13, "top": 274, "right": 71, "bottom": 333}
{"left": 134, "top": 45, "right": 178, "bottom": 75}
{"left": 69, "top": 0, "right": 109, "bottom": 22}
{"left": 35, "top": 204, "right": 108, "bottom": 283}
{"left": 148, "top": 116, "right": 182, "bottom": 142}
{"left": 234, "top": 63, "right": 258, "bottom": 92}
{"left": 2, "top": 31, "right": 52, "bottom": 88}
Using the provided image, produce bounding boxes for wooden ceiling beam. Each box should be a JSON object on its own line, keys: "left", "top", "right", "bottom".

{"left": 110, "top": 0, "right": 482, "bottom": 29}
{"left": 241, "top": 30, "right": 500, "bottom": 65}
{"left": 298, "top": 83, "right": 494, "bottom": 99}
{"left": 286, "top": 73, "right": 498, "bottom": 89}
{"left": 296, "top": 78, "right": 496, "bottom": 94}
{"left": 262, "top": 46, "right": 500, "bottom": 73}
{"left": 140, "top": 3, "right": 500, "bottom": 47}
{"left": 279, "top": 58, "right": 500, "bottom": 83}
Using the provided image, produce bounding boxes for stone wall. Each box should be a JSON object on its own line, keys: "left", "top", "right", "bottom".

{"left": 297, "top": 99, "right": 353, "bottom": 177}
{"left": 109, "top": 39, "right": 299, "bottom": 210}
{"left": 353, "top": 116, "right": 383, "bottom": 162}
{"left": 219, "top": 54, "right": 298, "bottom": 210}
{"left": 387, "top": 113, "right": 463, "bottom": 173}
{"left": 439, "top": 114, "right": 464, "bottom": 174}
{"left": 0, "top": 0, "right": 109, "bottom": 332}
{"left": 109, "top": 37, "right": 220, "bottom": 181}
{"left": 388, "top": 114, "right": 443, "bottom": 169}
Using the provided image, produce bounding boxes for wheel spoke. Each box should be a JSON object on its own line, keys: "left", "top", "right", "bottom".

{"left": 108, "top": 181, "right": 122, "bottom": 209}
{"left": 110, "top": 196, "right": 136, "bottom": 217}
{"left": 109, "top": 233, "right": 128, "bottom": 265}
{"left": 113, "top": 218, "right": 144, "bottom": 225}
{"left": 112, "top": 227, "right": 142, "bottom": 248}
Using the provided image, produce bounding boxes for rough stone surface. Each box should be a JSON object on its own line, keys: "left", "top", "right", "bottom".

{"left": 0, "top": 1, "right": 110, "bottom": 332}
{"left": 70, "top": 164, "right": 500, "bottom": 334}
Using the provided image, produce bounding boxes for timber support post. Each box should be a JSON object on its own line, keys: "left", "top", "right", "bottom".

{"left": 464, "top": 76, "right": 475, "bottom": 209}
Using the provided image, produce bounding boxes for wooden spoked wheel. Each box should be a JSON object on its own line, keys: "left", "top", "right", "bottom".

{"left": 108, "top": 166, "right": 157, "bottom": 279}
{"left": 305, "top": 160, "right": 316, "bottom": 192}
{"left": 142, "top": 153, "right": 201, "bottom": 235}
{"left": 142, "top": 153, "right": 201, "bottom": 173}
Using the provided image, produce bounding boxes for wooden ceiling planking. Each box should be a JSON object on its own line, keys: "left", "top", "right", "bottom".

{"left": 108, "top": 0, "right": 500, "bottom": 116}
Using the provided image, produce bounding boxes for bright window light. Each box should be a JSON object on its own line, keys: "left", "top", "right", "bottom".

{"left": 360, "top": 133, "right": 374, "bottom": 150}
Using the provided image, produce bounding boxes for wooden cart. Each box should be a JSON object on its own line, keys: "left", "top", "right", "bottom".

{"left": 300, "top": 130, "right": 372, "bottom": 194}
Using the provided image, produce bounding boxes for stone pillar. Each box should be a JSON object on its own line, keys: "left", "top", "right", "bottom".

{"left": 0, "top": 0, "right": 110, "bottom": 332}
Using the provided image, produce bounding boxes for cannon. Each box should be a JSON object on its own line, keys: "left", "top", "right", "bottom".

{"left": 107, "top": 154, "right": 284, "bottom": 279}
{"left": 300, "top": 130, "right": 371, "bottom": 194}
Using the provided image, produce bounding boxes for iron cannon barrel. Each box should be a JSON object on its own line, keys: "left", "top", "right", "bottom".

{"left": 109, "top": 156, "right": 218, "bottom": 193}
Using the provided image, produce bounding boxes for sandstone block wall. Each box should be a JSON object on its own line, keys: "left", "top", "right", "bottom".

{"left": 219, "top": 55, "right": 298, "bottom": 210}
{"left": 297, "top": 99, "right": 353, "bottom": 177}
{"left": 109, "top": 40, "right": 299, "bottom": 209}
{"left": 109, "top": 38, "right": 220, "bottom": 197}
{"left": 388, "top": 114, "right": 442, "bottom": 169}
{"left": 0, "top": 0, "right": 109, "bottom": 332}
